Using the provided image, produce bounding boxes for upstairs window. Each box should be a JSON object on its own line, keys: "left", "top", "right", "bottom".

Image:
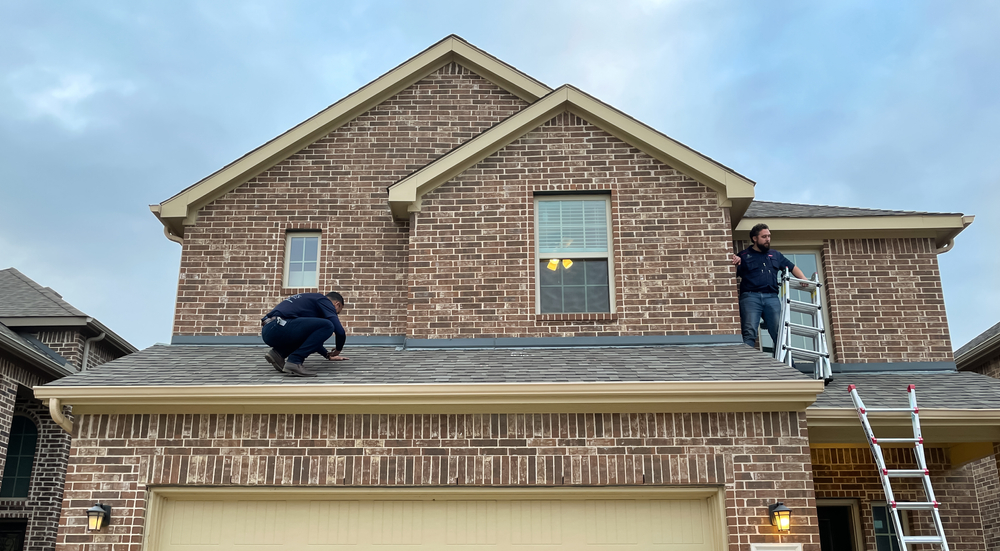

{"left": 0, "top": 416, "right": 38, "bottom": 498}
{"left": 284, "top": 232, "right": 320, "bottom": 288}
{"left": 535, "top": 196, "right": 613, "bottom": 314}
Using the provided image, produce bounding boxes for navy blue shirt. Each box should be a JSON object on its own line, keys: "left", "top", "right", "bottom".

{"left": 263, "top": 293, "right": 346, "bottom": 353}
{"left": 736, "top": 247, "right": 796, "bottom": 294}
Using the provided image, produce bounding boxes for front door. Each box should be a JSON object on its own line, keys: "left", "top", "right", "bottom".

{"left": 817, "top": 505, "right": 855, "bottom": 551}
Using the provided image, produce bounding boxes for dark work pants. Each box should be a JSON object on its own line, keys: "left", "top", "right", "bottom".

{"left": 261, "top": 318, "right": 335, "bottom": 365}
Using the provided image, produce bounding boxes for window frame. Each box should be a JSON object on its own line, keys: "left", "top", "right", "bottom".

{"left": 282, "top": 231, "right": 322, "bottom": 290}
{"left": 533, "top": 195, "right": 615, "bottom": 315}
{"left": 0, "top": 415, "right": 38, "bottom": 499}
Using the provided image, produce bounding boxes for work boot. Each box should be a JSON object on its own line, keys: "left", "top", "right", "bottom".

{"left": 284, "top": 363, "right": 317, "bottom": 377}
{"left": 265, "top": 348, "right": 286, "bottom": 372}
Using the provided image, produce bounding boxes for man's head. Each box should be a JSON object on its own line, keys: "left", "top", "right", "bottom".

{"left": 749, "top": 223, "right": 771, "bottom": 252}
{"left": 325, "top": 291, "right": 345, "bottom": 314}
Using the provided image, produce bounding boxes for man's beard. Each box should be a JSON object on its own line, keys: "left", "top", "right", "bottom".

{"left": 756, "top": 241, "right": 770, "bottom": 252}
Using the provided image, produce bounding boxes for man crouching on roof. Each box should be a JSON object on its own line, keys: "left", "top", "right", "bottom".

{"left": 260, "top": 291, "right": 348, "bottom": 377}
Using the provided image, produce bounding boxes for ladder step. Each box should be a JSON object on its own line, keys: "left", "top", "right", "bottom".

{"left": 872, "top": 437, "right": 923, "bottom": 445}
{"left": 787, "top": 299, "right": 821, "bottom": 313}
{"left": 902, "top": 536, "right": 945, "bottom": 544}
{"left": 786, "top": 322, "right": 824, "bottom": 336}
{"left": 781, "top": 345, "right": 829, "bottom": 359}
{"left": 863, "top": 407, "right": 918, "bottom": 413}
{"left": 783, "top": 276, "right": 822, "bottom": 290}
{"left": 892, "top": 501, "right": 938, "bottom": 510}
{"left": 883, "top": 468, "right": 929, "bottom": 478}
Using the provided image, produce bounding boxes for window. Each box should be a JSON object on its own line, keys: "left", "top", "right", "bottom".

{"left": 0, "top": 416, "right": 38, "bottom": 498}
{"left": 283, "top": 232, "right": 320, "bottom": 288}
{"left": 760, "top": 251, "right": 833, "bottom": 367}
{"left": 535, "top": 196, "right": 613, "bottom": 314}
{"left": 871, "top": 502, "right": 909, "bottom": 551}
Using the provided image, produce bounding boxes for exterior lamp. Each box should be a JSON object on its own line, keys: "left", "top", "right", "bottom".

{"left": 768, "top": 502, "right": 791, "bottom": 531}
{"left": 87, "top": 503, "right": 111, "bottom": 532}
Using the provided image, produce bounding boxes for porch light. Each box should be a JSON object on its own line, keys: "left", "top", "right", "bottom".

{"left": 87, "top": 503, "right": 111, "bottom": 532}
{"left": 768, "top": 502, "right": 791, "bottom": 531}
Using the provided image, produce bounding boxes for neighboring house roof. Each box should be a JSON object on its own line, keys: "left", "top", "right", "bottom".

{"left": 0, "top": 268, "right": 138, "bottom": 354}
{"left": 0, "top": 321, "right": 73, "bottom": 378}
{"left": 34, "top": 344, "right": 824, "bottom": 414}
{"left": 387, "top": 85, "right": 756, "bottom": 221}
{"left": 955, "top": 321, "right": 1000, "bottom": 371}
{"left": 151, "top": 35, "right": 552, "bottom": 240}
{"left": 737, "top": 201, "right": 973, "bottom": 250}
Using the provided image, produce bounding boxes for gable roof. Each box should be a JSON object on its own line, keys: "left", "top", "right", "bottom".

{"left": 0, "top": 321, "right": 73, "bottom": 378}
{"left": 737, "top": 201, "right": 973, "bottom": 250}
{"left": 387, "top": 85, "right": 756, "bottom": 220}
{"left": 956, "top": 321, "right": 1000, "bottom": 371}
{"left": 0, "top": 268, "right": 137, "bottom": 354}
{"left": 151, "top": 35, "right": 552, "bottom": 240}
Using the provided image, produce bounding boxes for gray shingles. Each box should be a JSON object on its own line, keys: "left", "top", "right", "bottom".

{"left": 42, "top": 343, "right": 813, "bottom": 387}
{"left": 812, "top": 371, "right": 1000, "bottom": 410}
{"left": 744, "top": 201, "right": 960, "bottom": 219}
{"left": 955, "top": 321, "right": 1000, "bottom": 359}
{"left": 0, "top": 268, "right": 87, "bottom": 318}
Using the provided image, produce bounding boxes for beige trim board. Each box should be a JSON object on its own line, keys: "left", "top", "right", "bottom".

{"left": 737, "top": 214, "right": 974, "bottom": 249}
{"left": 388, "top": 85, "right": 756, "bottom": 220}
{"left": 33, "top": 380, "right": 823, "bottom": 415}
{"left": 153, "top": 35, "right": 552, "bottom": 239}
{"left": 807, "top": 407, "right": 1000, "bottom": 444}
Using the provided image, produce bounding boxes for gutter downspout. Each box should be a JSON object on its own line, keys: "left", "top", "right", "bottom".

{"left": 82, "top": 332, "right": 106, "bottom": 371}
{"left": 48, "top": 398, "right": 73, "bottom": 434}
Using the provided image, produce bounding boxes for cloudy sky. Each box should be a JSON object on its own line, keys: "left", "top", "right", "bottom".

{"left": 2, "top": 0, "right": 997, "bottom": 351}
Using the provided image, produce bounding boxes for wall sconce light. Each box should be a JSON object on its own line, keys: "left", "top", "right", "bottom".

{"left": 87, "top": 503, "right": 111, "bottom": 532}
{"left": 768, "top": 502, "right": 791, "bottom": 532}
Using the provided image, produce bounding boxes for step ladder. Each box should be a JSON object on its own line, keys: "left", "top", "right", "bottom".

{"left": 848, "top": 384, "right": 950, "bottom": 551}
{"left": 774, "top": 269, "right": 832, "bottom": 381}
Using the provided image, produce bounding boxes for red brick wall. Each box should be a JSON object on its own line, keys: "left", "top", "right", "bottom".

{"left": 812, "top": 446, "right": 986, "bottom": 550}
{"left": 174, "top": 62, "right": 529, "bottom": 337}
{"left": 57, "top": 410, "right": 818, "bottom": 551}
{"left": 969, "top": 353, "right": 1000, "bottom": 379}
{"left": 33, "top": 330, "right": 84, "bottom": 369}
{"left": 970, "top": 446, "right": 1000, "bottom": 551}
{"left": 822, "top": 238, "right": 952, "bottom": 363}
{"left": 408, "top": 112, "right": 738, "bottom": 338}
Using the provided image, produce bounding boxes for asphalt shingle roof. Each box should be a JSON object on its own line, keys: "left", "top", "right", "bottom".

{"left": 956, "top": 321, "right": 1000, "bottom": 359}
{"left": 812, "top": 371, "right": 1000, "bottom": 410}
{"left": 0, "top": 268, "right": 87, "bottom": 318}
{"left": 44, "top": 343, "right": 813, "bottom": 387}
{"left": 744, "top": 201, "right": 959, "bottom": 219}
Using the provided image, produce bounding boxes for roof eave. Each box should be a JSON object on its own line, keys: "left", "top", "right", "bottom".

{"left": 0, "top": 331, "right": 74, "bottom": 379}
{"left": 807, "top": 407, "right": 1000, "bottom": 444}
{"left": 956, "top": 331, "right": 1000, "bottom": 371}
{"left": 735, "top": 214, "right": 973, "bottom": 249}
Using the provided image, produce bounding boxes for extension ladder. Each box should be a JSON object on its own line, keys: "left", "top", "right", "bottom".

{"left": 849, "top": 384, "right": 950, "bottom": 551}
{"left": 774, "top": 269, "right": 832, "bottom": 381}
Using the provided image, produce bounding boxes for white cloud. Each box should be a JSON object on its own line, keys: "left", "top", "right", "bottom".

{"left": 4, "top": 67, "right": 136, "bottom": 131}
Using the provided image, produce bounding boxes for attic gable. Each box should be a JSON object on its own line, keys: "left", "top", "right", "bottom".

{"left": 152, "top": 35, "right": 551, "bottom": 240}
{"left": 388, "top": 85, "right": 756, "bottom": 221}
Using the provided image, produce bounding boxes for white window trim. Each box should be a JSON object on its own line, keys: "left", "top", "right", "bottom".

{"left": 533, "top": 195, "right": 615, "bottom": 314}
{"left": 282, "top": 232, "right": 322, "bottom": 289}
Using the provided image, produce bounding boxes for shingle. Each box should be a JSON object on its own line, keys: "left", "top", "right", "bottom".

{"left": 0, "top": 268, "right": 87, "bottom": 318}
{"left": 811, "top": 371, "right": 1000, "bottom": 410}
{"left": 955, "top": 321, "right": 1000, "bottom": 359}
{"left": 42, "top": 343, "right": 814, "bottom": 387}
{"left": 744, "top": 201, "right": 960, "bottom": 219}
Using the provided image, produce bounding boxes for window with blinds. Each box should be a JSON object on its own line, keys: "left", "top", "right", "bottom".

{"left": 535, "top": 197, "right": 613, "bottom": 314}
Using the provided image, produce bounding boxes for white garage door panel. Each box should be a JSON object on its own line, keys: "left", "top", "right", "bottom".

{"left": 156, "top": 495, "right": 716, "bottom": 551}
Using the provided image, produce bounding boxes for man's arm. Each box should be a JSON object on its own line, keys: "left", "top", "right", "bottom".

{"left": 317, "top": 299, "right": 348, "bottom": 359}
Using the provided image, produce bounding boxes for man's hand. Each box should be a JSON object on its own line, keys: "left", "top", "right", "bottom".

{"left": 327, "top": 352, "right": 349, "bottom": 361}
{"left": 731, "top": 253, "right": 742, "bottom": 266}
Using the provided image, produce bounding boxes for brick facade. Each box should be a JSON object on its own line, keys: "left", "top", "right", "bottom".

{"left": 408, "top": 112, "right": 738, "bottom": 338}
{"left": 58, "top": 410, "right": 818, "bottom": 551}
{"left": 969, "top": 445, "right": 1000, "bottom": 551}
{"left": 823, "top": 238, "right": 952, "bottom": 364}
{"left": 812, "top": 446, "right": 985, "bottom": 550}
{"left": 969, "top": 354, "right": 1000, "bottom": 379}
{"left": 173, "top": 62, "right": 529, "bottom": 338}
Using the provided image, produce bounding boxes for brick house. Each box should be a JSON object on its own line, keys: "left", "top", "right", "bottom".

{"left": 34, "top": 36, "right": 1000, "bottom": 551}
{"left": 0, "top": 268, "right": 135, "bottom": 550}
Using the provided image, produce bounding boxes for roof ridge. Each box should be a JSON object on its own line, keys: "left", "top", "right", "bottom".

{"left": 1, "top": 268, "right": 85, "bottom": 317}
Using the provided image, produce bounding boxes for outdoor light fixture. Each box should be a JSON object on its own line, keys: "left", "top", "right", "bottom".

{"left": 87, "top": 503, "right": 111, "bottom": 532}
{"left": 768, "top": 502, "right": 791, "bottom": 532}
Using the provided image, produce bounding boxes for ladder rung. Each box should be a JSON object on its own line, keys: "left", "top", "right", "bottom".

{"left": 903, "top": 536, "right": 945, "bottom": 544}
{"left": 893, "top": 501, "right": 938, "bottom": 510}
{"left": 787, "top": 299, "right": 821, "bottom": 312}
{"left": 873, "top": 437, "right": 923, "bottom": 445}
{"left": 786, "top": 322, "right": 824, "bottom": 335}
{"left": 883, "top": 469, "right": 929, "bottom": 478}
{"left": 783, "top": 276, "right": 822, "bottom": 289}
{"left": 781, "top": 345, "right": 829, "bottom": 359}
{"left": 863, "top": 407, "right": 918, "bottom": 413}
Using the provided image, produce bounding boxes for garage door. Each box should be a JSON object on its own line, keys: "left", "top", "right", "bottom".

{"left": 149, "top": 488, "right": 722, "bottom": 551}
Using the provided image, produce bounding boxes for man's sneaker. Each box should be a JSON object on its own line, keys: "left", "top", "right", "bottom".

{"left": 265, "top": 348, "right": 286, "bottom": 372}
{"left": 285, "top": 363, "right": 317, "bottom": 377}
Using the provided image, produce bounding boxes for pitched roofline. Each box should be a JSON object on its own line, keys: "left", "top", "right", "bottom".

{"left": 152, "top": 35, "right": 552, "bottom": 240}
{"left": 956, "top": 325, "right": 1000, "bottom": 371}
{"left": 0, "top": 327, "right": 74, "bottom": 379}
{"left": 735, "top": 213, "right": 974, "bottom": 251}
{"left": 33, "top": 379, "right": 822, "bottom": 415}
{"left": 387, "top": 85, "right": 756, "bottom": 221}
{"left": 0, "top": 316, "right": 137, "bottom": 355}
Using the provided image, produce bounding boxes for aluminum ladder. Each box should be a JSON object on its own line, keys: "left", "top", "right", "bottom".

{"left": 849, "top": 384, "right": 950, "bottom": 551}
{"left": 774, "top": 269, "right": 832, "bottom": 381}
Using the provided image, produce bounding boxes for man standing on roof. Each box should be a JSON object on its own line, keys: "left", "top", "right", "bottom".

{"left": 731, "top": 224, "right": 808, "bottom": 349}
{"left": 261, "top": 292, "right": 348, "bottom": 377}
